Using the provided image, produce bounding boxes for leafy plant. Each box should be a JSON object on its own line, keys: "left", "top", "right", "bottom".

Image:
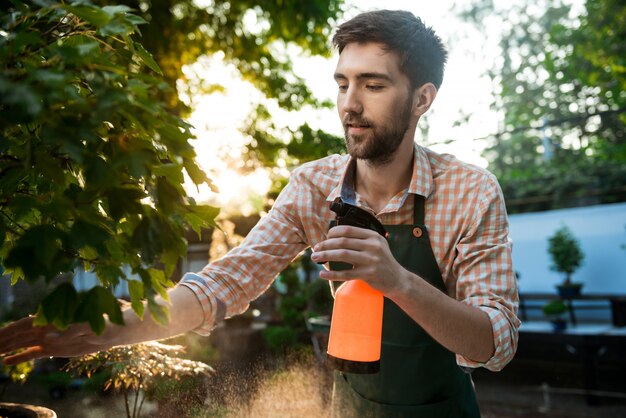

{"left": 86, "top": 0, "right": 344, "bottom": 116}
{"left": 0, "top": 1, "right": 218, "bottom": 333}
{"left": 261, "top": 249, "right": 332, "bottom": 353}
{"left": 66, "top": 342, "right": 213, "bottom": 418}
{"left": 542, "top": 299, "right": 568, "bottom": 331}
{"left": 0, "top": 358, "right": 33, "bottom": 400}
{"left": 542, "top": 299, "right": 568, "bottom": 317}
{"left": 547, "top": 225, "right": 584, "bottom": 286}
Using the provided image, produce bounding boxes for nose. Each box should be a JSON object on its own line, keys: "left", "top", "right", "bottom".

{"left": 339, "top": 86, "right": 363, "bottom": 115}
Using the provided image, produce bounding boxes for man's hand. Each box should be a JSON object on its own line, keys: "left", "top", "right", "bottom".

{"left": 0, "top": 286, "right": 206, "bottom": 366}
{"left": 0, "top": 317, "right": 109, "bottom": 365}
{"left": 311, "top": 225, "right": 407, "bottom": 295}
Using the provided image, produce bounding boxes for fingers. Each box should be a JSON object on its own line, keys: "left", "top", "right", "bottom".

{"left": 0, "top": 317, "right": 35, "bottom": 345}
{"left": 326, "top": 225, "right": 377, "bottom": 239}
{"left": 313, "top": 233, "right": 378, "bottom": 256}
{"left": 0, "top": 320, "right": 52, "bottom": 356}
{"left": 316, "top": 226, "right": 383, "bottom": 252}
{"left": 312, "top": 248, "right": 371, "bottom": 266}
{"left": 313, "top": 226, "right": 386, "bottom": 267}
{"left": 319, "top": 268, "right": 356, "bottom": 282}
{"left": 2, "top": 346, "right": 46, "bottom": 365}
{"left": 0, "top": 318, "right": 106, "bottom": 367}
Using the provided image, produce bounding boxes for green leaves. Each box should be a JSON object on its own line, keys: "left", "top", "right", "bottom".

{"left": 147, "top": 298, "right": 170, "bottom": 327}
{"left": 62, "top": 3, "right": 146, "bottom": 37}
{"left": 463, "top": 0, "right": 626, "bottom": 213}
{"left": 62, "top": 4, "right": 112, "bottom": 27}
{"left": 185, "top": 205, "right": 220, "bottom": 237}
{"left": 127, "top": 279, "right": 145, "bottom": 318}
{"left": 77, "top": 286, "right": 125, "bottom": 334}
{"left": 40, "top": 283, "right": 79, "bottom": 330}
{"left": 35, "top": 283, "right": 124, "bottom": 334}
{"left": 4, "top": 225, "right": 73, "bottom": 282}
{"left": 69, "top": 218, "right": 112, "bottom": 256}
{"left": 62, "top": 34, "right": 100, "bottom": 57}
{"left": 0, "top": 353, "right": 34, "bottom": 384}
{"left": 1, "top": 1, "right": 219, "bottom": 333}
{"left": 105, "top": 186, "right": 146, "bottom": 221}
{"left": 133, "top": 43, "right": 162, "bottom": 75}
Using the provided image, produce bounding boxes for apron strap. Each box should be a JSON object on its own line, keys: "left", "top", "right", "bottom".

{"left": 413, "top": 194, "right": 425, "bottom": 225}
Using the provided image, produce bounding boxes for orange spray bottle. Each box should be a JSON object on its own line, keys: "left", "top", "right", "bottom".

{"left": 325, "top": 198, "right": 387, "bottom": 374}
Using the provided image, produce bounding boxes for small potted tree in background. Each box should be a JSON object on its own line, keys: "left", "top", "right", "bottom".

{"left": 542, "top": 299, "right": 568, "bottom": 332}
{"left": 547, "top": 225, "right": 585, "bottom": 298}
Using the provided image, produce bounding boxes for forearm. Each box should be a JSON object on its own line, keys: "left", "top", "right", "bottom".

{"left": 101, "top": 285, "right": 205, "bottom": 348}
{"left": 0, "top": 286, "right": 206, "bottom": 365}
{"left": 386, "top": 269, "right": 495, "bottom": 363}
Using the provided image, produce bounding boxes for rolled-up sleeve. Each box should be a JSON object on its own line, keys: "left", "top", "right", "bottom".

{"left": 453, "top": 173, "right": 520, "bottom": 371}
{"left": 179, "top": 171, "right": 310, "bottom": 335}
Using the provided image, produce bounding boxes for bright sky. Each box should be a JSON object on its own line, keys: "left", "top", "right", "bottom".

{"left": 183, "top": 0, "right": 503, "bottom": 214}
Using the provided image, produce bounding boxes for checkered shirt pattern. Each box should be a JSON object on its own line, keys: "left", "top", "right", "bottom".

{"left": 180, "top": 144, "right": 520, "bottom": 372}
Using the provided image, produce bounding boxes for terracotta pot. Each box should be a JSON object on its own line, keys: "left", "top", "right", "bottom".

{"left": 0, "top": 402, "right": 57, "bottom": 418}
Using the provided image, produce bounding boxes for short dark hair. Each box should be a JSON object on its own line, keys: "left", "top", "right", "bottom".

{"left": 332, "top": 10, "right": 448, "bottom": 90}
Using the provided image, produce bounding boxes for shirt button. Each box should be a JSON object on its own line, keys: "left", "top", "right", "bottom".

{"left": 412, "top": 227, "right": 423, "bottom": 238}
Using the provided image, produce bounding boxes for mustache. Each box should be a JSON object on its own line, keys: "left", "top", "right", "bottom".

{"left": 343, "top": 115, "right": 373, "bottom": 128}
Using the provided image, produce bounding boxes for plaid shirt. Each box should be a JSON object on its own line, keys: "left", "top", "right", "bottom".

{"left": 181, "top": 144, "right": 520, "bottom": 371}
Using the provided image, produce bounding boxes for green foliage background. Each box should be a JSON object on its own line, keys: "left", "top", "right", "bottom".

{"left": 89, "top": 0, "right": 347, "bottom": 192}
{"left": 0, "top": 1, "right": 218, "bottom": 332}
{"left": 460, "top": 0, "right": 626, "bottom": 213}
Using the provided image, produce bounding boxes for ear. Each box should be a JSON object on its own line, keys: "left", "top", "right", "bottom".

{"left": 412, "top": 83, "right": 438, "bottom": 117}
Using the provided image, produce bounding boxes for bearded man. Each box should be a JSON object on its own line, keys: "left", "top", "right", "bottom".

{"left": 0, "top": 9, "right": 519, "bottom": 418}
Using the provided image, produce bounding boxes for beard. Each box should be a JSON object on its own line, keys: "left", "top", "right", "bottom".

{"left": 343, "top": 97, "right": 413, "bottom": 166}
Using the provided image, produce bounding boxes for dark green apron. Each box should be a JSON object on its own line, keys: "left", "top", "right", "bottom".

{"left": 331, "top": 194, "right": 481, "bottom": 418}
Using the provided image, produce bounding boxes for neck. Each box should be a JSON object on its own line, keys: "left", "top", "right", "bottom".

{"left": 355, "top": 138, "right": 415, "bottom": 214}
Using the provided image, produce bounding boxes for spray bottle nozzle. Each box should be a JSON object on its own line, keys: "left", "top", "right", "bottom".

{"left": 329, "top": 197, "right": 387, "bottom": 238}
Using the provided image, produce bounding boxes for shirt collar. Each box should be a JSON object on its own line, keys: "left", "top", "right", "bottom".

{"left": 326, "top": 144, "right": 434, "bottom": 206}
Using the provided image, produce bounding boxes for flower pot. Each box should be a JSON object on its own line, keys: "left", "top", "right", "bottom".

{"left": 610, "top": 298, "right": 626, "bottom": 327}
{"left": 0, "top": 402, "right": 57, "bottom": 418}
{"left": 549, "top": 318, "right": 567, "bottom": 332}
{"left": 556, "top": 283, "right": 583, "bottom": 298}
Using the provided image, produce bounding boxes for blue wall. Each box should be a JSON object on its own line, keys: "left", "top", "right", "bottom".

{"left": 509, "top": 202, "right": 626, "bottom": 295}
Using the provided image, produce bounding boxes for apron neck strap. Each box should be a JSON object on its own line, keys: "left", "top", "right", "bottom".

{"left": 341, "top": 160, "right": 426, "bottom": 225}
{"left": 413, "top": 194, "right": 425, "bottom": 225}
{"left": 339, "top": 159, "right": 357, "bottom": 205}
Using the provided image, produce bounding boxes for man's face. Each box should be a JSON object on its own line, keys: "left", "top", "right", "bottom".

{"left": 334, "top": 42, "right": 414, "bottom": 165}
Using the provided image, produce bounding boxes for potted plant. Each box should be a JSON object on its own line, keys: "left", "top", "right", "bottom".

{"left": 542, "top": 299, "right": 568, "bottom": 332}
{"left": 0, "top": 403, "right": 57, "bottom": 418}
{"left": 547, "top": 225, "right": 585, "bottom": 298}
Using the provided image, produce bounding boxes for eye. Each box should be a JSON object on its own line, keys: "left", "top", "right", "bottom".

{"left": 337, "top": 84, "right": 348, "bottom": 92}
{"left": 366, "top": 85, "right": 384, "bottom": 91}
